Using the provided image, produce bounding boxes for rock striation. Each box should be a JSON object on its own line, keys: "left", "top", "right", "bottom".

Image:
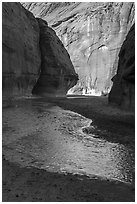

{"left": 22, "top": 2, "right": 135, "bottom": 95}
{"left": 108, "top": 24, "right": 135, "bottom": 111}
{"left": 2, "top": 2, "right": 78, "bottom": 98}
{"left": 2, "top": 2, "right": 41, "bottom": 97}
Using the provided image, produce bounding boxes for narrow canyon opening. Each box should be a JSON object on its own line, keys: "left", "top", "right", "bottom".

{"left": 2, "top": 2, "right": 135, "bottom": 202}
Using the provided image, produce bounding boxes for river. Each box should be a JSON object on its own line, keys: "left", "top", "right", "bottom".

{"left": 2, "top": 97, "right": 134, "bottom": 184}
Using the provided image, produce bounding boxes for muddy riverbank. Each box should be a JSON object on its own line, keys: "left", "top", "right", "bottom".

{"left": 2, "top": 96, "right": 135, "bottom": 201}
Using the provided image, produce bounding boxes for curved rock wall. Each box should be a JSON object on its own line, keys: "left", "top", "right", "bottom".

{"left": 2, "top": 2, "right": 41, "bottom": 97}
{"left": 108, "top": 24, "right": 135, "bottom": 111}
{"left": 22, "top": 2, "right": 135, "bottom": 95}
{"left": 32, "top": 18, "right": 78, "bottom": 96}
{"left": 2, "top": 3, "right": 78, "bottom": 98}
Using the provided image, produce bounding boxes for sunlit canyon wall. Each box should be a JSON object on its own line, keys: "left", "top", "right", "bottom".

{"left": 22, "top": 2, "right": 135, "bottom": 96}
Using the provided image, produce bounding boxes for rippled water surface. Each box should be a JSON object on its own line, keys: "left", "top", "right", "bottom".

{"left": 3, "top": 98, "right": 134, "bottom": 184}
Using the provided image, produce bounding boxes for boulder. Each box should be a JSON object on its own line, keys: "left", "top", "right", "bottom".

{"left": 109, "top": 24, "right": 135, "bottom": 111}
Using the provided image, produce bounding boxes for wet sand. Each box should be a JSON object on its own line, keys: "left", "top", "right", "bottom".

{"left": 3, "top": 157, "right": 134, "bottom": 202}
{"left": 2, "top": 96, "right": 135, "bottom": 202}
{"left": 51, "top": 95, "right": 135, "bottom": 146}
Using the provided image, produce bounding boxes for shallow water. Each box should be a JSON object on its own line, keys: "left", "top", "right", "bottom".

{"left": 3, "top": 98, "right": 134, "bottom": 184}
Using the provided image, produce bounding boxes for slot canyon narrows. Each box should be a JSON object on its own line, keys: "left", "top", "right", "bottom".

{"left": 2, "top": 2, "right": 135, "bottom": 202}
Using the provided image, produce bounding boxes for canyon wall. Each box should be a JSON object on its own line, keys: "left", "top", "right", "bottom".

{"left": 2, "top": 3, "right": 78, "bottom": 98}
{"left": 22, "top": 2, "right": 135, "bottom": 95}
{"left": 2, "top": 2, "right": 41, "bottom": 97}
{"left": 109, "top": 24, "right": 135, "bottom": 111}
{"left": 32, "top": 18, "right": 78, "bottom": 96}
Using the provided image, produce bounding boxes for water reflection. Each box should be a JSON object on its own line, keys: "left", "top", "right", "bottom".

{"left": 3, "top": 98, "right": 134, "bottom": 184}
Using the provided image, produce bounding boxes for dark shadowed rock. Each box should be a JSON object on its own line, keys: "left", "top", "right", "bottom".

{"left": 109, "top": 24, "right": 135, "bottom": 111}
{"left": 2, "top": 3, "right": 78, "bottom": 98}
{"left": 32, "top": 18, "right": 78, "bottom": 97}
{"left": 2, "top": 2, "right": 41, "bottom": 97}
{"left": 22, "top": 2, "right": 135, "bottom": 95}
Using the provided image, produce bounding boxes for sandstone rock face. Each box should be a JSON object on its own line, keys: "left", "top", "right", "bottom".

{"left": 22, "top": 2, "right": 135, "bottom": 95}
{"left": 2, "top": 2, "right": 41, "bottom": 97}
{"left": 108, "top": 24, "right": 135, "bottom": 111}
{"left": 3, "top": 3, "right": 78, "bottom": 98}
{"left": 32, "top": 18, "right": 78, "bottom": 96}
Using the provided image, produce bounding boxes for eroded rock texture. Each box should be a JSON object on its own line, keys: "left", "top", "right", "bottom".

{"left": 2, "top": 2, "right": 41, "bottom": 97}
{"left": 2, "top": 2, "right": 77, "bottom": 98}
{"left": 22, "top": 2, "right": 135, "bottom": 95}
{"left": 32, "top": 18, "right": 78, "bottom": 96}
{"left": 109, "top": 24, "right": 135, "bottom": 111}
